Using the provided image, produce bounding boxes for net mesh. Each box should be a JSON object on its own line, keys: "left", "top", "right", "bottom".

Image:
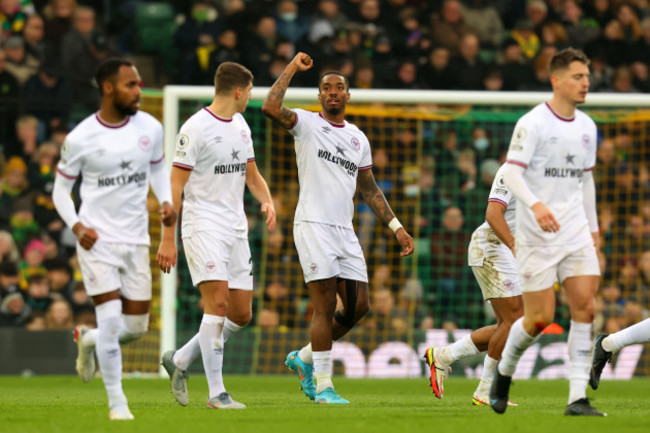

{"left": 132, "top": 91, "right": 650, "bottom": 378}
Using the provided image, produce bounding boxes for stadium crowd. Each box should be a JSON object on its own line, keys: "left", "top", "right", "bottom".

{"left": 1, "top": 0, "right": 650, "bottom": 333}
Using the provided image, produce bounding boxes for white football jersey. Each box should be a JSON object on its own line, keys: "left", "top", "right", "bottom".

{"left": 505, "top": 102, "right": 597, "bottom": 247}
{"left": 173, "top": 109, "right": 254, "bottom": 239}
{"left": 56, "top": 112, "right": 164, "bottom": 245}
{"left": 475, "top": 164, "right": 517, "bottom": 236}
{"left": 289, "top": 108, "right": 372, "bottom": 228}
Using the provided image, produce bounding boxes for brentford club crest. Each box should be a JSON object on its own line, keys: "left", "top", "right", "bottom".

{"left": 241, "top": 130, "right": 250, "bottom": 143}
{"left": 582, "top": 134, "right": 590, "bottom": 149}
{"left": 206, "top": 261, "right": 216, "bottom": 271}
{"left": 139, "top": 136, "right": 152, "bottom": 151}
{"left": 309, "top": 263, "right": 319, "bottom": 274}
{"left": 351, "top": 137, "right": 360, "bottom": 151}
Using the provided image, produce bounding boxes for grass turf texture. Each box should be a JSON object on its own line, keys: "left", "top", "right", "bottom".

{"left": 1, "top": 376, "right": 649, "bottom": 433}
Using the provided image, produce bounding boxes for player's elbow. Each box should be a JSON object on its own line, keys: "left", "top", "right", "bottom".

{"left": 260, "top": 103, "right": 277, "bottom": 119}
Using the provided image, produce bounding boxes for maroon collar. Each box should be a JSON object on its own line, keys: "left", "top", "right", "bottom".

{"left": 545, "top": 102, "right": 575, "bottom": 122}
{"left": 319, "top": 112, "right": 345, "bottom": 128}
{"left": 95, "top": 113, "right": 130, "bottom": 128}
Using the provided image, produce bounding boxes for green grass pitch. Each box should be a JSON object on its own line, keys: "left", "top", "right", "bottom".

{"left": 1, "top": 376, "right": 649, "bottom": 433}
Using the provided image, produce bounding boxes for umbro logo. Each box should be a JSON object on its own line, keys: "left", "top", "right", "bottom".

{"left": 322, "top": 126, "right": 331, "bottom": 134}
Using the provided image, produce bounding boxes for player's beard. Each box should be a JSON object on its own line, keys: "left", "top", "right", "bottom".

{"left": 115, "top": 99, "right": 138, "bottom": 116}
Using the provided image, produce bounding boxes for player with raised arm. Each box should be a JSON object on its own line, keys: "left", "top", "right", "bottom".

{"left": 489, "top": 48, "right": 603, "bottom": 416}
{"left": 157, "top": 62, "right": 276, "bottom": 409}
{"left": 52, "top": 58, "right": 175, "bottom": 420}
{"left": 424, "top": 164, "right": 523, "bottom": 406}
{"left": 261, "top": 52, "right": 414, "bottom": 404}
{"left": 590, "top": 318, "right": 650, "bottom": 390}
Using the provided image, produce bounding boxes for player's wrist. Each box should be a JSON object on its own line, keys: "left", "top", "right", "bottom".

{"left": 388, "top": 218, "right": 403, "bottom": 233}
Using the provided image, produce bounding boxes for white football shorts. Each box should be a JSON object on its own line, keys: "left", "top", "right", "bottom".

{"left": 182, "top": 231, "right": 253, "bottom": 290}
{"left": 516, "top": 241, "right": 600, "bottom": 292}
{"left": 76, "top": 240, "right": 152, "bottom": 300}
{"left": 293, "top": 221, "right": 368, "bottom": 283}
{"left": 468, "top": 227, "right": 521, "bottom": 300}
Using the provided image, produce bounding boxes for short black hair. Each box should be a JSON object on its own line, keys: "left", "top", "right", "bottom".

{"left": 94, "top": 57, "right": 134, "bottom": 96}
{"left": 319, "top": 70, "right": 349, "bottom": 91}
{"left": 549, "top": 47, "right": 590, "bottom": 74}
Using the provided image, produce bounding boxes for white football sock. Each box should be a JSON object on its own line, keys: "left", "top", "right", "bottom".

{"left": 475, "top": 355, "right": 498, "bottom": 396}
{"left": 299, "top": 343, "right": 313, "bottom": 364}
{"left": 81, "top": 328, "right": 97, "bottom": 349}
{"left": 568, "top": 320, "right": 592, "bottom": 404}
{"left": 313, "top": 350, "right": 333, "bottom": 393}
{"left": 223, "top": 318, "right": 245, "bottom": 343}
{"left": 199, "top": 314, "right": 226, "bottom": 399}
{"left": 449, "top": 334, "right": 480, "bottom": 362}
{"left": 173, "top": 334, "right": 200, "bottom": 371}
{"left": 119, "top": 313, "right": 149, "bottom": 344}
{"left": 498, "top": 318, "right": 537, "bottom": 376}
{"left": 95, "top": 299, "right": 128, "bottom": 410}
{"left": 602, "top": 318, "right": 650, "bottom": 353}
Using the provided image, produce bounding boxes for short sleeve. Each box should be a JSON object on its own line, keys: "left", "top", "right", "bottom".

{"left": 584, "top": 119, "right": 597, "bottom": 171}
{"left": 505, "top": 116, "right": 538, "bottom": 169}
{"left": 150, "top": 122, "right": 165, "bottom": 164}
{"left": 172, "top": 120, "right": 201, "bottom": 170}
{"left": 488, "top": 167, "right": 514, "bottom": 208}
{"left": 245, "top": 123, "right": 255, "bottom": 162}
{"left": 56, "top": 138, "right": 83, "bottom": 179}
{"left": 288, "top": 108, "right": 306, "bottom": 137}
{"left": 358, "top": 135, "right": 372, "bottom": 171}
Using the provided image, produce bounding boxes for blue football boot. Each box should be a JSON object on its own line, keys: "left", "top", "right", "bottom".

{"left": 314, "top": 387, "right": 350, "bottom": 404}
{"left": 285, "top": 350, "right": 316, "bottom": 400}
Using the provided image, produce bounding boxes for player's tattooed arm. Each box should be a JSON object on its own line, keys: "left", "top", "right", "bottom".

{"left": 262, "top": 52, "right": 313, "bottom": 129}
{"left": 357, "top": 169, "right": 396, "bottom": 224}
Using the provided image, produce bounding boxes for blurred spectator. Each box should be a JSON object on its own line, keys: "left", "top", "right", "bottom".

{"left": 398, "top": 278, "right": 433, "bottom": 330}
{"left": 616, "top": 2, "right": 642, "bottom": 43}
{"left": 630, "top": 61, "right": 650, "bottom": 92}
{"left": 27, "top": 142, "right": 60, "bottom": 232}
{"left": 0, "top": 291, "right": 31, "bottom": 326}
{"left": 19, "top": 237, "right": 46, "bottom": 288}
{"left": 3, "top": 35, "right": 39, "bottom": 85}
{"left": 370, "top": 33, "right": 397, "bottom": 88}
{"left": 390, "top": 59, "right": 423, "bottom": 89}
{"left": 364, "top": 288, "right": 408, "bottom": 333}
{"left": 430, "top": 0, "right": 472, "bottom": 55}
{"left": 44, "top": 297, "right": 72, "bottom": 329}
{"left": 498, "top": 37, "right": 533, "bottom": 90}
{"left": 510, "top": 19, "right": 540, "bottom": 60}
{"left": 447, "top": 33, "right": 486, "bottom": 90}
{"left": 8, "top": 197, "right": 38, "bottom": 248}
{"left": 560, "top": 0, "right": 600, "bottom": 48}
{"left": 263, "top": 278, "right": 297, "bottom": 329}
{"left": 352, "top": 62, "right": 374, "bottom": 88}
{"left": 0, "top": 230, "right": 20, "bottom": 264}
{"left": 25, "top": 310, "right": 46, "bottom": 330}
{"left": 42, "top": 0, "right": 77, "bottom": 71}
{"left": 6, "top": 114, "right": 38, "bottom": 162}
{"left": 0, "top": 0, "right": 35, "bottom": 40}
{"left": 585, "top": 0, "right": 616, "bottom": 29}
{"left": 258, "top": 308, "right": 280, "bottom": 329}
{"left": 69, "top": 280, "right": 92, "bottom": 315}
{"left": 40, "top": 232, "right": 59, "bottom": 260}
{"left": 392, "top": 7, "right": 425, "bottom": 57}
{"left": 273, "top": 0, "right": 309, "bottom": 44}
{"left": 633, "top": 17, "right": 650, "bottom": 64}
{"left": 539, "top": 21, "right": 570, "bottom": 49}
{"left": 0, "top": 260, "right": 20, "bottom": 296}
{"left": 175, "top": 0, "right": 221, "bottom": 85}
{"left": 0, "top": 48, "right": 20, "bottom": 144}
{"left": 521, "top": 46, "right": 554, "bottom": 91}
{"left": 241, "top": 15, "right": 277, "bottom": 79}
{"left": 461, "top": 0, "right": 503, "bottom": 49}
{"left": 60, "top": 5, "right": 107, "bottom": 112}
{"left": 585, "top": 19, "right": 633, "bottom": 68}
{"left": 526, "top": 0, "right": 549, "bottom": 34}
{"left": 22, "top": 13, "right": 44, "bottom": 62}
{"left": 44, "top": 256, "right": 72, "bottom": 299}
{"left": 589, "top": 54, "right": 615, "bottom": 92}
{"left": 602, "top": 65, "right": 638, "bottom": 93}
{"left": 420, "top": 45, "right": 452, "bottom": 89}
{"left": 24, "top": 65, "right": 70, "bottom": 133}
{"left": 206, "top": 29, "right": 240, "bottom": 77}
{"left": 24, "top": 273, "right": 50, "bottom": 311}
{"left": 312, "top": 0, "right": 347, "bottom": 32}
{"left": 2, "top": 156, "right": 29, "bottom": 198}
{"left": 598, "top": 280, "right": 626, "bottom": 333}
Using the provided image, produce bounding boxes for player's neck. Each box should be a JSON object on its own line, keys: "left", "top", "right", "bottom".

{"left": 207, "top": 99, "right": 237, "bottom": 120}
{"left": 98, "top": 103, "right": 129, "bottom": 124}
{"left": 547, "top": 97, "right": 576, "bottom": 119}
{"left": 320, "top": 110, "right": 345, "bottom": 125}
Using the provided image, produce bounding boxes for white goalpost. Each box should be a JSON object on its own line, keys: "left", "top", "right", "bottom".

{"left": 159, "top": 86, "right": 650, "bottom": 375}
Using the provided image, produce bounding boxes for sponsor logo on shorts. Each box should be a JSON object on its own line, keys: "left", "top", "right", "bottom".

{"left": 206, "top": 261, "right": 216, "bottom": 271}
{"left": 309, "top": 263, "right": 319, "bottom": 274}
{"left": 504, "top": 279, "right": 512, "bottom": 288}
{"left": 523, "top": 272, "right": 532, "bottom": 280}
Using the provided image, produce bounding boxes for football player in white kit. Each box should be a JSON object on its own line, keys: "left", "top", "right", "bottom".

{"left": 590, "top": 318, "right": 650, "bottom": 390}
{"left": 52, "top": 58, "right": 175, "bottom": 420}
{"left": 424, "top": 164, "right": 523, "bottom": 406}
{"left": 489, "top": 48, "right": 603, "bottom": 416}
{"left": 156, "top": 62, "right": 276, "bottom": 409}
{"left": 262, "top": 52, "right": 414, "bottom": 404}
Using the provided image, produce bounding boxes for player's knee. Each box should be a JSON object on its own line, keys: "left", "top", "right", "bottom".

{"left": 120, "top": 314, "right": 149, "bottom": 344}
{"left": 334, "top": 309, "right": 355, "bottom": 328}
{"left": 355, "top": 301, "right": 370, "bottom": 321}
{"left": 230, "top": 311, "right": 251, "bottom": 326}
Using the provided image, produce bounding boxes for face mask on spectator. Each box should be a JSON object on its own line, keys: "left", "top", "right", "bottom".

{"left": 474, "top": 137, "right": 489, "bottom": 151}
{"left": 280, "top": 12, "right": 297, "bottom": 22}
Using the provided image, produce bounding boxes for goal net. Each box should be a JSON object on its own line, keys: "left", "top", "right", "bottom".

{"left": 128, "top": 88, "right": 650, "bottom": 381}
